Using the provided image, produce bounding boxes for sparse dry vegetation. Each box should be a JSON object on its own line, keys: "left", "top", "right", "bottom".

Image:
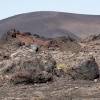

{"left": 56, "top": 64, "right": 69, "bottom": 71}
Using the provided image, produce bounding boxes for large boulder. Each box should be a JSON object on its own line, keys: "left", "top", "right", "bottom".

{"left": 67, "top": 56, "right": 99, "bottom": 80}
{"left": 0, "top": 48, "right": 56, "bottom": 84}
{"left": 1, "top": 57, "right": 56, "bottom": 75}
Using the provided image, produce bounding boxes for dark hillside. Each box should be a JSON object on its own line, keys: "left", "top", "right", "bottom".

{"left": 0, "top": 11, "right": 100, "bottom": 39}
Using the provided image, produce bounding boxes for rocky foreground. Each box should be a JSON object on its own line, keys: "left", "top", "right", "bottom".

{"left": 0, "top": 29, "right": 100, "bottom": 100}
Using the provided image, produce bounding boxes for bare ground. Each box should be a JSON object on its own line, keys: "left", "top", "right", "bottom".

{"left": 0, "top": 78, "right": 100, "bottom": 100}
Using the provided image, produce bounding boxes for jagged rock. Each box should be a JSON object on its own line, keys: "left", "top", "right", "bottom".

{"left": 67, "top": 56, "right": 99, "bottom": 80}
{"left": 11, "top": 44, "right": 38, "bottom": 58}
{"left": 1, "top": 53, "right": 56, "bottom": 75}
{"left": 30, "top": 44, "right": 38, "bottom": 52}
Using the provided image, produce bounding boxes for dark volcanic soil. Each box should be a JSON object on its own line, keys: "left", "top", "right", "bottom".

{"left": 1, "top": 11, "right": 100, "bottom": 39}
{"left": 0, "top": 78, "right": 100, "bottom": 100}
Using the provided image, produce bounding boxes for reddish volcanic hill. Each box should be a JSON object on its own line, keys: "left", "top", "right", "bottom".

{"left": 0, "top": 11, "right": 100, "bottom": 39}
{"left": 0, "top": 29, "right": 81, "bottom": 52}
{"left": 0, "top": 29, "right": 47, "bottom": 51}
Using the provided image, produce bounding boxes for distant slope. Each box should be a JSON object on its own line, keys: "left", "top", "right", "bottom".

{"left": 0, "top": 11, "right": 100, "bottom": 39}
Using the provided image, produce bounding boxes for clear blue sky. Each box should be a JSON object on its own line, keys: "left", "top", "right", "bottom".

{"left": 0, "top": 0, "right": 100, "bottom": 20}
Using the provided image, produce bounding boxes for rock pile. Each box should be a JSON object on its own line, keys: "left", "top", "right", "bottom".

{"left": 43, "top": 36, "right": 81, "bottom": 51}
{"left": 0, "top": 29, "right": 99, "bottom": 85}
{"left": 85, "top": 34, "right": 100, "bottom": 42}
{"left": 0, "top": 44, "right": 56, "bottom": 84}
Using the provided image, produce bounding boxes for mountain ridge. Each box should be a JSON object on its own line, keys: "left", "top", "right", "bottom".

{"left": 0, "top": 11, "right": 100, "bottom": 39}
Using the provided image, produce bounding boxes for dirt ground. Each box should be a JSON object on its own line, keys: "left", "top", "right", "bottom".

{"left": 0, "top": 78, "right": 100, "bottom": 100}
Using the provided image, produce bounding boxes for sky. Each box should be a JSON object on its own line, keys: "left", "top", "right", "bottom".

{"left": 0, "top": 0, "right": 100, "bottom": 20}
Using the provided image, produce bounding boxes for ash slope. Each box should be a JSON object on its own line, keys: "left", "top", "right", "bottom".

{"left": 0, "top": 11, "right": 100, "bottom": 39}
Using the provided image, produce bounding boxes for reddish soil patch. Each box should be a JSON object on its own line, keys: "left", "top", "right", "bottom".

{"left": 16, "top": 31, "right": 48, "bottom": 46}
